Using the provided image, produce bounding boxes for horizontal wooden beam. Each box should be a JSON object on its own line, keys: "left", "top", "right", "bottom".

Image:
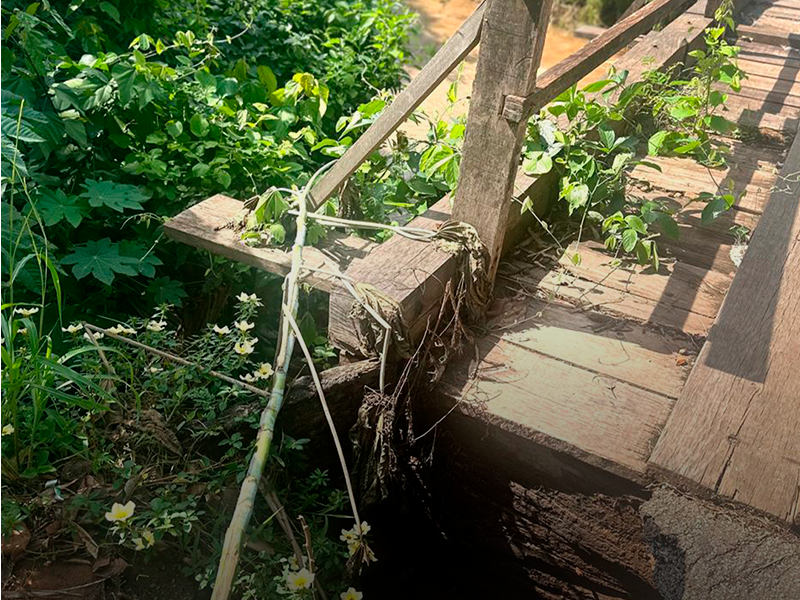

{"left": 502, "top": 0, "right": 699, "bottom": 123}
{"left": 307, "top": 0, "right": 486, "bottom": 211}
{"left": 163, "top": 195, "right": 377, "bottom": 293}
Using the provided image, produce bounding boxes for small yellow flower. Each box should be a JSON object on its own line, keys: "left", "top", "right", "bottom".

{"left": 236, "top": 292, "right": 260, "bottom": 304}
{"left": 146, "top": 320, "right": 167, "bottom": 332}
{"left": 14, "top": 307, "right": 39, "bottom": 317}
{"left": 234, "top": 340, "right": 255, "bottom": 356}
{"left": 255, "top": 363, "right": 273, "bottom": 380}
{"left": 357, "top": 521, "right": 371, "bottom": 536}
{"left": 18, "top": 328, "right": 28, "bottom": 335}
{"left": 341, "top": 588, "right": 363, "bottom": 600}
{"left": 340, "top": 529, "right": 357, "bottom": 543}
{"left": 286, "top": 568, "right": 314, "bottom": 591}
{"left": 240, "top": 373, "right": 257, "bottom": 383}
{"left": 133, "top": 537, "right": 145, "bottom": 551}
{"left": 62, "top": 323, "right": 83, "bottom": 334}
{"left": 213, "top": 325, "right": 231, "bottom": 335}
{"left": 235, "top": 320, "right": 255, "bottom": 333}
{"left": 105, "top": 501, "right": 135, "bottom": 522}
{"left": 287, "top": 555, "right": 300, "bottom": 570}
{"left": 2, "top": 424, "right": 14, "bottom": 436}
{"left": 83, "top": 331, "right": 104, "bottom": 342}
{"left": 142, "top": 530, "right": 155, "bottom": 547}
{"left": 148, "top": 366, "right": 163, "bottom": 374}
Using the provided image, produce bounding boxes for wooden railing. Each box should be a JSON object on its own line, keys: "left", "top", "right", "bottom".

{"left": 307, "top": 0, "right": 713, "bottom": 276}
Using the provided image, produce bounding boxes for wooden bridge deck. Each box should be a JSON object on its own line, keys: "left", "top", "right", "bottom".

{"left": 437, "top": 0, "right": 800, "bottom": 523}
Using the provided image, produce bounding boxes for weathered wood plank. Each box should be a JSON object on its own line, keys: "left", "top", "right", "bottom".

{"left": 517, "top": 265, "right": 715, "bottom": 335}
{"left": 738, "top": 24, "right": 800, "bottom": 49}
{"left": 511, "top": 0, "right": 696, "bottom": 120}
{"left": 307, "top": 1, "right": 486, "bottom": 210}
{"left": 558, "top": 242, "right": 732, "bottom": 320}
{"left": 437, "top": 335, "right": 675, "bottom": 476}
{"left": 649, "top": 132, "right": 800, "bottom": 522}
{"left": 487, "top": 296, "right": 692, "bottom": 397}
{"left": 453, "top": 0, "right": 553, "bottom": 279}
{"left": 163, "top": 195, "right": 377, "bottom": 293}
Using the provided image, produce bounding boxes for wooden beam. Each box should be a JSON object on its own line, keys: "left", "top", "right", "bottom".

{"left": 306, "top": 1, "right": 486, "bottom": 211}
{"left": 453, "top": 0, "right": 553, "bottom": 281}
{"left": 505, "top": 0, "right": 696, "bottom": 123}
{"left": 649, "top": 132, "right": 800, "bottom": 523}
{"left": 163, "top": 195, "right": 377, "bottom": 293}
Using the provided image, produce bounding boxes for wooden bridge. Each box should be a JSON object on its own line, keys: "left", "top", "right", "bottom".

{"left": 166, "top": 0, "right": 800, "bottom": 596}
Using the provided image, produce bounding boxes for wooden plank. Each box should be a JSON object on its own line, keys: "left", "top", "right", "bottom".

{"left": 521, "top": 264, "right": 715, "bottom": 335}
{"left": 736, "top": 73, "right": 800, "bottom": 99}
{"left": 306, "top": 1, "right": 486, "bottom": 210}
{"left": 737, "top": 58, "right": 800, "bottom": 82}
{"left": 438, "top": 336, "right": 675, "bottom": 475}
{"left": 163, "top": 195, "right": 377, "bottom": 293}
{"left": 719, "top": 95, "right": 800, "bottom": 134}
{"left": 557, "top": 243, "right": 732, "bottom": 320}
{"left": 724, "top": 83, "right": 800, "bottom": 108}
{"left": 738, "top": 24, "right": 800, "bottom": 49}
{"left": 511, "top": 0, "right": 697, "bottom": 120}
{"left": 649, "top": 132, "right": 800, "bottom": 522}
{"left": 487, "top": 296, "right": 692, "bottom": 397}
{"left": 743, "top": 14, "right": 800, "bottom": 34}
{"left": 738, "top": 39, "right": 800, "bottom": 62}
{"left": 453, "top": 0, "right": 552, "bottom": 279}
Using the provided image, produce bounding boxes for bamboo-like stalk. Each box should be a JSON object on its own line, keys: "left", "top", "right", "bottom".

{"left": 210, "top": 164, "right": 332, "bottom": 600}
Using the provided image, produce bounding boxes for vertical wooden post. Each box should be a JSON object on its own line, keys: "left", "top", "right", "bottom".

{"left": 453, "top": 0, "right": 553, "bottom": 281}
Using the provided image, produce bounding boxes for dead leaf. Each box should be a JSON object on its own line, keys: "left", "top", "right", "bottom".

{"left": 73, "top": 523, "right": 99, "bottom": 559}
{"left": 1, "top": 523, "right": 31, "bottom": 559}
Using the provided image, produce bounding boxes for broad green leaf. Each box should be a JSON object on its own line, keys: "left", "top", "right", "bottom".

{"left": 625, "top": 215, "right": 647, "bottom": 235}
{"left": 99, "top": 1, "right": 120, "bottom": 22}
{"left": 80, "top": 179, "right": 150, "bottom": 212}
{"left": 192, "top": 163, "right": 210, "bottom": 178}
{"left": 147, "top": 277, "right": 188, "bottom": 306}
{"left": 120, "top": 240, "right": 163, "bottom": 277}
{"left": 611, "top": 152, "right": 632, "bottom": 174}
{"left": 257, "top": 66, "right": 277, "bottom": 93}
{"left": 674, "top": 140, "right": 701, "bottom": 154}
{"left": 189, "top": 113, "right": 209, "bottom": 137}
{"left": 166, "top": 120, "right": 183, "bottom": 137}
{"left": 34, "top": 188, "right": 87, "bottom": 227}
{"left": 701, "top": 196, "right": 730, "bottom": 224}
{"left": 657, "top": 214, "right": 680, "bottom": 240}
{"left": 60, "top": 238, "right": 139, "bottom": 285}
{"left": 621, "top": 228, "right": 638, "bottom": 252}
{"left": 669, "top": 103, "right": 697, "bottom": 121}
{"left": 648, "top": 130, "right": 668, "bottom": 156}
{"left": 582, "top": 79, "right": 613, "bottom": 93}
{"left": 522, "top": 151, "right": 552, "bottom": 176}
{"left": 599, "top": 126, "right": 615, "bottom": 150}
{"left": 215, "top": 170, "right": 232, "bottom": 188}
{"left": 565, "top": 183, "right": 589, "bottom": 214}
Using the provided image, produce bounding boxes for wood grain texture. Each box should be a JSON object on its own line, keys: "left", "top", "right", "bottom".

{"left": 485, "top": 296, "right": 692, "bottom": 397}
{"left": 438, "top": 335, "right": 675, "bottom": 476}
{"left": 163, "top": 195, "right": 376, "bottom": 292}
{"left": 516, "top": 0, "right": 696, "bottom": 118}
{"left": 558, "top": 242, "right": 732, "bottom": 320}
{"left": 307, "top": 1, "right": 486, "bottom": 210}
{"left": 453, "top": 0, "right": 553, "bottom": 279}
{"left": 738, "top": 24, "right": 800, "bottom": 49}
{"left": 650, "top": 132, "right": 800, "bottom": 523}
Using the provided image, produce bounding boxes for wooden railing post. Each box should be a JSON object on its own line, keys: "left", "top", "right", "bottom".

{"left": 453, "top": 0, "right": 553, "bottom": 282}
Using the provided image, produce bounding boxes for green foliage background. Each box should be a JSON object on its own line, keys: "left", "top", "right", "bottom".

{"left": 2, "top": 0, "right": 415, "bottom": 327}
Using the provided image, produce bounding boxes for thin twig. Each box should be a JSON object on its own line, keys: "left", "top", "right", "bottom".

{"left": 258, "top": 480, "right": 305, "bottom": 566}
{"left": 298, "top": 515, "right": 328, "bottom": 600}
{"left": 282, "top": 304, "right": 362, "bottom": 531}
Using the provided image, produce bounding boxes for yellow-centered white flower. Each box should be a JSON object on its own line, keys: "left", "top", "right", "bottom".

{"left": 105, "top": 501, "right": 135, "bottom": 522}
{"left": 146, "top": 320, "right": 167, "bottom": 332}
{"left": 213, "top": 325, "right": 231, "bottom": 335}
{"left": 62, "top": 323, "right": 83, "bottom": 334}
{"left": 235, "top": 320, "right": 255, "bottom": 333}
{"left": 286, "top": 568, "right": 314, "bottom": 591}
{"left": 14, "top": 307, "right": 39, "bottom": 317}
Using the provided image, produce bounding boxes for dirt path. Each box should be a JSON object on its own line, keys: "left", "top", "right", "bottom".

{"left": 402, "top": 0, "right": 607, "bottom": 138}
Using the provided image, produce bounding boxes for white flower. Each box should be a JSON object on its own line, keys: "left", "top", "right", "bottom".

{"left": 18, "top": 328, "right": 28, "bottom": 335}
{"left": 235, "top": 292, "right": 262, "bottom": 307}
{"left": 357, "top": 521, "right": 371, "bottom": 536}
{"left": 287, "top": 555, "right": 300, "bottom": 570}
{"left": 83, "top": 331, "right": 103, "bottom": 342}
{"left": 234, "top": 340, "right": 255, "bottom": 356}
{"left": 107, "top": 325, "right": 136, "bottom": 335}
{"left": 341, "top": 588, "right": 363, "bottom": 600}
{"left": 240, "top": 373, "right": 257, "bottom": 383}
{"left": 142, "top": 530, "right": 155, "bottom": 547}
{"left": 14, "top": 307, "right": 39, "bottom": 317}
{"left": 286, "top": 568, "right": 314, "bottom": 591}
{"left": 105, "top": 501, "right": 135, "bottom": 522}
{"left": 2, "top": 424, "right": 14, "bottom": 436}
{"left": 62, "top": 323, "right": 83, "bottom": 334}
{"left": 234, "top": 320, "right": 254, "bottom": 333}
{"left": 133, "top": 537, "right": 146, "bottom": 551}
{"left": 146, "top": 320, "right": 167, "bottom": 332}
{"left": 213, "top": 325, "right": 231, "bottom": 335}
{"left": 255, "top": 363, "right": 273, "bottom": 380}
{"left": 148, "top": 366, "right": 163, "bottom": 374}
